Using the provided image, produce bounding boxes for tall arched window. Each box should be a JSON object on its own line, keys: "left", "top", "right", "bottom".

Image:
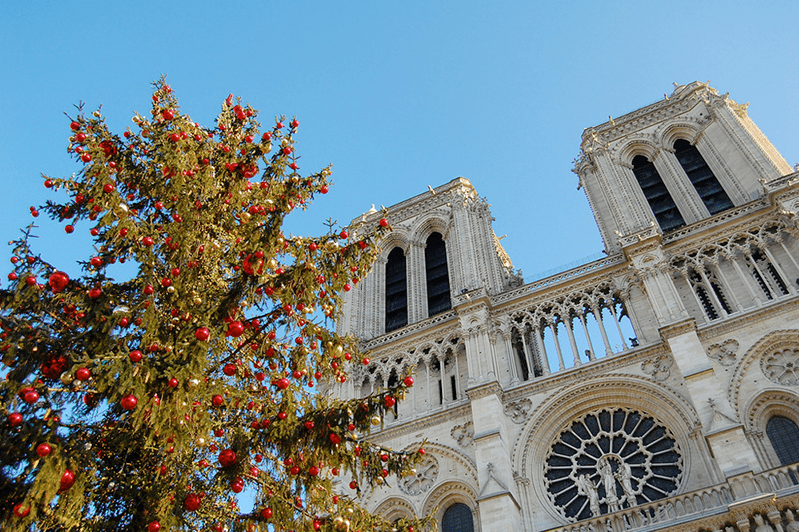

{"left": 441, "top": 503, "right": 474, "bottom": 532}
{"left": 767, "top": 415, "right": 799, "bottom": 466}
{"left": 673, "top": 139, "right": 734, "bottom": 215}
{"left": 632, "top": 155, "right": 685, "bottom": 232}
{"left": 385, "top": 247, "right": 408, "bottom": 332}
{"left": 425, "top": 232, "right": 451, "bottom": 316}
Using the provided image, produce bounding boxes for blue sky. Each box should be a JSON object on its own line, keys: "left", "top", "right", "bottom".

{"left": 1, "top": 1, "right": 797, "bottom": 281}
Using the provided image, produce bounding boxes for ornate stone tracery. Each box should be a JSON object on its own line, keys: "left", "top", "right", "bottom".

{"left": 762, "top": 347, "right": 799, "bottom": 386}
{"left": 543, "top": 408, "right": 683, "bottom": 522}
{"left": 400, "top": 454, "right": 439, "bottom": 496}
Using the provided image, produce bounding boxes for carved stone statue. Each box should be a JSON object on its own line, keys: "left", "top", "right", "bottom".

{"left": 785, "top": 509, "right": 799, "bottom": 532}
{"left": 598, "top": 459, "right": 620, "bottom": 512}
{"left": 753, "top": 513, "right": 775, "bottom": 532}
{"left": 576, "top": 474, "right": 601, "bottom": 517}
{"left": 616, "top": 461, "right": 637, "bottom": 507}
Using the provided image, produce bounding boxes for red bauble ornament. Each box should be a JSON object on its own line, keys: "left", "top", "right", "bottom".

{"left": 141, "top": 236, "right": 154, "bottom": 247}
{"left": 362, "top": 357, "right": 370, "bottom": 365}
{"left": 47, "top": 272, "right": 69, "bottom": 292}
{"left": 379, "top": 218, "right": 389, "bottom": 227}
{"left": 143, "top": 284, "right": 154, "bottom": 295}
{"left": 70, "top": 121, "right": 80, "bottom": 131}
{"left": 167, "top": 378, "right": 178, "bottom": 388}
{"left": 36, "top": 443, "right": 52, "bottom": 457}
{"left": 25, "top": 276, "right": 36, "bottom": 286}
{"left": 276, "top": 378, "right": 290, "bottom": 390}
{"left": 64, "top": 225, "right": 74, "bottom": 234}
{"left": 195, "top": 327, "right": 210, "bottom": 341}
{"left": 13, "top": 503, "right": 30, "bottom": 517}
{"left": 23, "top": 390, "right": 40, "bottom": 404}
{"left": 304, "top": 420, "right": 315, "bottom": 430}
{"left": 80, "top": 153, "right": 92, "bottom": 163}
{"left": 184, "top": 493, "right": 201, "bottom": 511}
{"left": 418, "top": 448, "right": 425, "bottom": 455}
{"left": 329, "top": 433, "right": 341, "bottom": 445}
{"left": 320, "top": 185, "right": 329, "bottom": 194}
{"left": 308, "top": 466, "right": 319, "bottom": 476}
{"left": 75, "top": 367, "right": 91, "bottom": 381}
{"left": 222, "top": 363, "right": 237, "bottom": 376}
{"left": 218, "top": 449, "right": 237, "bottom": 467}
{"left": 403, "top": 376, "right": 414, "bottom": 387}
{"left": 339, "top": 230, "right": 348, "bottom": 239}
{"left": 8, "top": 412, "right": 23, "bottom": 427}
{"left": 260, "top": 507, "right": 273, "bottom": 519}
{"left": 344, "top": 283, "right": 351, "bottom": 292}
{"left": 162, "top": 109, "right": 175, "bottom": 120}
{"left": 227, "top": 321, "right": 244, "bottom": 337}
{"left": 102, "top": 183, "right": 115, "bottom": 193}
{"left": 384, "top": 396, "right": 396, "bottom": 407}
{"left": 212, "top": 394, "right": 224, "bottom": 406}
{"left": 148, "top": 521, "right": 161, "bottom": 532}
{"left": 88, "top": 288, "right": 102, "bottom": 299}
{"left": 349, "top": 480, "right": 358, "bottom": 490}
{"left": 59, "top": 469, "right": 76, "bottom": 492}
{"left": 129, "top": 350, "right": 143, "bottom": 363}
{"left": 120, "top": 394, "right": 138, "bottom": 410}
{"left": 90, "top": 257, "right": 103, "bottom": 269}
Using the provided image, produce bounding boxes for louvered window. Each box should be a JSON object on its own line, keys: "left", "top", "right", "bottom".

{"left": 385, "top": 247, "right": 408, "bottom": 332}
{"left": 441, "top": 503, "right": 474, "bottom": 532}
{"left": 632, "top": 155, "right": 685, "bottom": 232}
{"left": 674, "top": 139, "right": 733, "bottom": 215}
{"left": 767, "top": 416, "right": 799, "bottom": 466}
{"left": 425, "top": 232, "right": 451, "bottom": 316}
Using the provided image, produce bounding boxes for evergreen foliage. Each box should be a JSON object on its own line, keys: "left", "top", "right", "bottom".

{"left": 0, "top": 78, "right": 428, "bottom": 532}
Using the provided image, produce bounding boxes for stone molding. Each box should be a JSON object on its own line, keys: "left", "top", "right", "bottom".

{"left": 728, "top": 329, "right": 799, "bottom": 416}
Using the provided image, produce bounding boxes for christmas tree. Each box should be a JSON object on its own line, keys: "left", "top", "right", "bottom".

{"left": 0, "top": 79, "right": 430, "bottom": 532}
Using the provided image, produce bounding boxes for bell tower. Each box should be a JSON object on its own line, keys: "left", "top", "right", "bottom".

{"left": 338, "top": 177, "right": 522, "bottom": 340}
{"left": 573, "top": 81, "right": 792, "bottom": 254}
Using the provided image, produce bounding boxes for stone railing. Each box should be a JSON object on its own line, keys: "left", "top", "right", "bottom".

{"left": 491, "top": 255, "right": 626, "bottom": 306}
{"left": 543, "top": 462, "right": 799, "bottom": 532}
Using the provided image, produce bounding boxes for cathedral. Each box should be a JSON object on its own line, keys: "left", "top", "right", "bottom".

{"left": 335, "top": 82, "right": 799, "bottom": 532}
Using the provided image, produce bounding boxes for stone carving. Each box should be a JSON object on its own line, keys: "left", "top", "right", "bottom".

{"left": 544, "top": 408, "right": 682, "bottom": 522}
{"left": 708, "top": 339, "right": 739, "bottom": 366}
{"left": 761, "top": 347, "right": 799, "bottom": 385}
{"left": 504, "top": 398, "right": 533, "bottom": 424}
{"left": 575, "top": 474, "right": 601, "bottom": 517}
{"left": 399, "top": 454, "right": 439, "bottom": 496}
{"left": 450, "top": 422, "right": 474, "bottom": 447}
{"left": 641, "top": 354, "right": 673, "bottom": 381}
{"left": 786, "top": 509, "right": 799, "bottom": 532}
{"left": 753, "top": 514, "right": 775, "bottom": 532}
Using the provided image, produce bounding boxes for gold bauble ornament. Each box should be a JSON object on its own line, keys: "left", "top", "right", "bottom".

{"left": 60, "top": 373, "right": 74, "bottom": 385}
{"left": 370, "top": 415, "right": 381, "bottom": 426}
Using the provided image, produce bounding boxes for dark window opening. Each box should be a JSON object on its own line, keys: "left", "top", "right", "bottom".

{"left": 438, "top": 379, "right": 443, "bottom": 405}
{"left": 385, "top": 247, "right": 408, "bottom": 332}
{"left": 710, "top": 282, "right": 731, "bottom": 314}
{"left": 450, "top": 375, "right": 457, "bottom": 401}
{"left": 695, "top": 284, "right": 719, "bottom": 320}
{"left": 513, "top": 334, "right": 530, "bottom": 381}
{"left": 767, "top": 416, "right": 799, "bottom": 466}
{"left": 441, "top": 503, "right": 474, "bottom": 532}
{"left": 425, "top": 232, "right": 452, "bottom": 316}
{"left": 674, "top": 139, "right": 734, "bottom": 215}
{"left": 632, "top": 155, "right": 685, "bottom": 232}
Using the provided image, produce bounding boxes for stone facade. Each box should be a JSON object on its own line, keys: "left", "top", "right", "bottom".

{"left": 335, "top": 82, "right": 799, "bottom": 532}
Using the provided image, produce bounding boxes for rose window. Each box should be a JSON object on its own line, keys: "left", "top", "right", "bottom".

{"left": 400, "top": 455, "right": 439, "bottom": 495}
{"left": 762, "top": 348, "right": 799, "bottom": 385}
{"left": 544, "top": 408, "right": 682, "bottom": 522}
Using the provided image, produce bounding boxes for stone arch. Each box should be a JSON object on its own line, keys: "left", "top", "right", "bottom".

{"left": 373, "top": 496, "right": 417, "bottom": 521}
{"left": 512, "top": 373, "right": 701, "bottom": 524}
{"left": 379, "top": 232, "right": 411, "bottom": 260}
{"left": 659, "top": 120, "right": 703, "bottom": 148}
{"left": 743, "top": 388, "right": 799, "bottom": 469}
{"left": 412, "top": 214, "right": 452, "bottom": 245}
{"left": 728, "top": 330, "right": 799, "bottom": 417}
{"left": 422, "top": 480, "right": 479, "bottom": 527}
{"left": 616, "top": 137, "right": 661, "bottom": 165}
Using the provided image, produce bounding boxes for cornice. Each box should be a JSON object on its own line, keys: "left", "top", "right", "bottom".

{"left": 659, "top": 318, "right": 698, "bottom": 341}
{"left": 365, "top": 403, "right": 472, "bottom": 443}
{"left": 466, "top": 381, "right": 503, "bottom": 401}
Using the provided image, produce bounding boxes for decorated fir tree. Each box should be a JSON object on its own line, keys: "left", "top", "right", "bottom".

{"left": 0, "top": 79, "right": 429, "bottom": 532}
